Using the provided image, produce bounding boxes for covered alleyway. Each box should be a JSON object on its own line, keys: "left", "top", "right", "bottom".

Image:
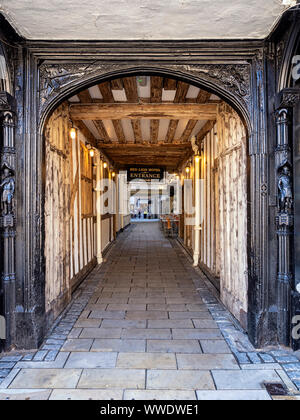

{"left": 0, "top": 222, "right": 299, "bottom": 400}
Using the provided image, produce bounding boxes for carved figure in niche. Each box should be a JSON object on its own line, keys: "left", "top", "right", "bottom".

{"left": 278, "top": 164, "right": 293, "bottom": 213}
{"left": 0, "top": 163, "right": 15, "bottom": 215}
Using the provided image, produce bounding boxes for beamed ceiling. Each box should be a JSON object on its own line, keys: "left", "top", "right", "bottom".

{"left": 0, "top": 0, "right": 295, "bottom": 40}
{"left": 69, "top": 76, "right": 219, "bottom": 170}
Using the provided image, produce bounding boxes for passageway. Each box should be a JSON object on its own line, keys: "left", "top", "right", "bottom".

{"left": 0, "top": 222, "right": 296, "bottom": 400}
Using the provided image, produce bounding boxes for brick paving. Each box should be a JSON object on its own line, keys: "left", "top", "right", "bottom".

{"left": 0, "top": 222, "right": 300, "bottom": 400}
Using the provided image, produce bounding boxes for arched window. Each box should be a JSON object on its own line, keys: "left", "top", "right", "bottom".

{"left": 0, "top": 43, "right": 10, "bottom": 93}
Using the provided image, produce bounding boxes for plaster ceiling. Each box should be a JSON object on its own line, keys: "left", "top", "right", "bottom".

{"left": 0, "top": 0, "right": 296, "bottom": 41}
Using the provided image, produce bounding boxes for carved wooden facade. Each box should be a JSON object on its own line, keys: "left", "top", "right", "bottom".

{"left": 0, "top": 6, "right": 299, "bottom": 351}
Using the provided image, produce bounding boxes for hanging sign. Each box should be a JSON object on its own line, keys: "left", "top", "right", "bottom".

{"left": 127, "top": 166, "right": 164, "bottom": 182}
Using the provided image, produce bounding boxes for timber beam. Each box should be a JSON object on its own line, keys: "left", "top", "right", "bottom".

{"left": 70, "top": 103, "right": 218, "bottom": 120}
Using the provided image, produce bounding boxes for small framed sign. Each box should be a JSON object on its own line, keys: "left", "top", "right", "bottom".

{"left": 127, "top": 166, "right": 165, "bottom": 182}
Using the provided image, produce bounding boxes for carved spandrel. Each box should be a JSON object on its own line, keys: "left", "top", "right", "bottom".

{"left": 39, "top": 62, "right": 251, "bottom": 116}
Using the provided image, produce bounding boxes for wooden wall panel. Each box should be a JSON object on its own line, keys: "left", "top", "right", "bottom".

{"left": 45, "top": 104, "right": 71, "bottom": 318}
{"left": 45, "top": 104, "right": 97, "bottom": 322}
{"left": 217, "top": 103, "right": 248, "bottom": 326}
{"left": 193, "top": 103, "right": 247, "bottom": 326}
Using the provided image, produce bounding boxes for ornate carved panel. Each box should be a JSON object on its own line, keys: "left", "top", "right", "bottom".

{"left": 39, "top": 62, "right": 252, "bottom": 121}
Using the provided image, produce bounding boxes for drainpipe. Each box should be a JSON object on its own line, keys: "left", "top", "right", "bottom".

{"left": 95, "top": 151, "right": 103, "bottom": 264}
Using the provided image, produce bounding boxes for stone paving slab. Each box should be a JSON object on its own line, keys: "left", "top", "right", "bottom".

{"left": 9, "top": 369, "right": 82, "bottom": 389}
{"left": 147, "top": 339, "right": 202, "bottom": 354}
{"left": 212, "top": 370, "right": 282, "bottom": 390}
{"left": 122, "top": 328, "right": 172, "bottom": 340}
{"left": 193, "top": 320, "right": 218, "bottom": 329}
{"left": 65, "top": 352, "right": 117, "bottom": 368}
{"left": 176, "top": 354, "right": 239, "bottom": 370}
{"left": 0, "top": 389, "right": 52, "bottom": 400}
{"left": 125, "top": 311, "right": 169, "bottom": 320}
{"left": 172, "top": 329, "right": 223, "bottom": 340}
{"left": 49, "top": 389, "right": 124, "bottom": 400}
{"left": 61, "top": 339, "right": 94, "bottom": 352}
{"left": 124, "top": 390, "right": 197, "bottom": 400}
{"left": 91, "top": 339, "right": 146, "bottom": 353}
{"left": 147, "top": 320, "right": 194, "bottom": 329}
{"left": 89, "top": 311, "right": 125, "bottom": 319}
{"left": 80, "top": 328, "right": 122, "bottom": 339}
{"left": 200, "top": 340, "right": 231, "bottom": 354}
{"left": 169, "top": 311, "right": 212, "bottom": 319}
{"left": 74, "top": 319, "right": 102, "bottom": 328}
{"left": 78, "top": 369, "right": 146, "bottom": 389}
{"left": 196, "top": 390, "right": 271, "bottom": 400}
{"left": 101, "top": 320, "right": 147, "bottom": 329}
{"left": 147, "top": 370, "right": 215, "bottom": 390}
{"left": 117, "top": 353, "right": 177, "bottom": 369}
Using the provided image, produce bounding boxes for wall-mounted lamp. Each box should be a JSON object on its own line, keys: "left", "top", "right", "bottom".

{"left": 185, "top": 166, "right": 190, "bottom": 174}
{"left": 89, "top": 149, "right": 95, "bottom": 158}
{"left": 103, "top": 162, "right": 108, "bottom": 169}
{"left": 112, "top": 171, "right": 116, "bottom": 178}
{"left": 70, "top": 127, "right": 77, "bottom": 140}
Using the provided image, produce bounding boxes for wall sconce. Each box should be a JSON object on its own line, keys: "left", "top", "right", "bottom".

{"left": 89, "top": 149, "right": 95, "bottom": 158}
{"left": 112, "top": 171, "right": 116, "bottom": 178}
{"left": 70, "top": 127, "right": 76, "bottom": 140}
{"left": 185, "top": 166, "right": 190, "bottom": 174}
{"left": 103, "top": 162, "right": 108, "bottom": 169}
{"left": 195, "top": 155, "right": 201, "bottom": 164}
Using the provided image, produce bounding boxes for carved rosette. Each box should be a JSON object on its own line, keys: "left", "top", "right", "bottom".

{"left": 38, "top": 62, "right": 251, "bottom": 118}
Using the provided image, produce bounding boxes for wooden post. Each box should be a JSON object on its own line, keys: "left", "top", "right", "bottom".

{"left": 193, "top": 154, "right": 201, "bottom": 266}
{"left": 95, "top": 151, "right": 103, "bottom": 264}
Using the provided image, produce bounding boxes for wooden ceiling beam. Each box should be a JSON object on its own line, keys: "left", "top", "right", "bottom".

{"left": 131, "top": 120, "right": 143, "bottom": 144}
{"left": 174, "top": 81, "right": 190, "bottom": 103}
{"left": 150, "top": 76, "right": 163, "bottom": 144}
{"left": 111, "top": 78, "right": 124, "bottom": 90}
{"left": 180, "top": 120, "right": 198, "bottom": 143}
{"left": 112, "top": 120, "right": 126, "bottom": 144}
{"left": 165, "top": 120, "right": 179, "bottom": 143}
{"left": 98, "top": 80, "right": 126, "bottom": 144}
{"left": 69, "top": 103, "right": 217, "bottom": 120}
{"left": 164, "top": 81, "right": 190, "bottom": 146}
{"left": 73, "top": 120, "right": 97, "bottom": 147}
{"left": 122, "top": 76, "right": 143, "bottom": 144}
{"left": 98, "top": 81, "right": 114, "bottom": 103}
{"left": 77, "top": 89, "right": 92, "bottom": 103}
{"left": 164, "top": 78, "right": 177, "bottom": 91}
{"left": 98, "top": 143, "right": 192, "bottom": 150}
{"left": 196, "top": 120, "right": 217, "bottom": 143}
{"left": 93, "top": 120, "right": 111, "bottom": 144}
{"left": 77, "top": 90, "right": 111, "bottom": 144}
{"left": 123, "top": 77, "right": 139, "bottom": 102}
{"left": 197, "top": 89, "right": 211, "bottom": 104}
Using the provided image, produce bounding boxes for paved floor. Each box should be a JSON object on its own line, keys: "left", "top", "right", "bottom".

{"left": 1, "top": 223, "right": 300, "bottom": 400}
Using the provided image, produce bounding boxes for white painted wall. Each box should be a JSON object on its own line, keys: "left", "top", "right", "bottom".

{"left": 0, "top": 0, "right": 292, "bottom": 40}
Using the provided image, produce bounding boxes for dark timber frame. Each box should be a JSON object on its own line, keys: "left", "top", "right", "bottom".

{"left": 0, "top": 6, "right": 299, "bottom": 350}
